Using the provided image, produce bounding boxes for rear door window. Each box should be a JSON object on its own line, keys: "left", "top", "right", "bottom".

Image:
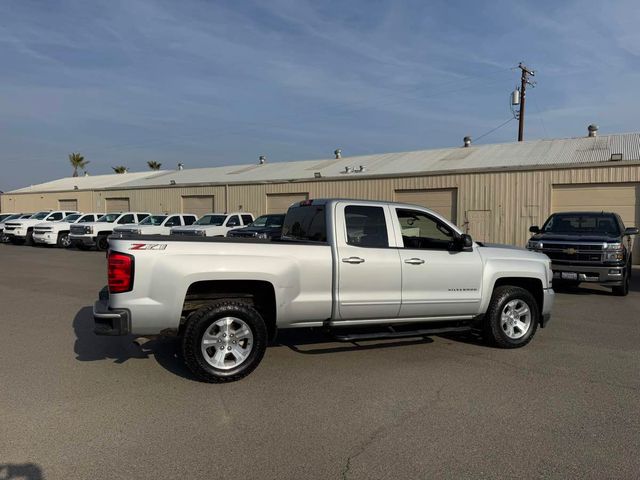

{"left": 241, "top": 214, "right": 253, "bottom": 225}
{"left": 282, "top": 205, "right": 327, "bottom": 242}
{"left": 183, "top": 215, "right": 197, "bottom": 225}
{"left": 118, "top": 214, "right": 135, "bottom": 224}
{"left": 226, "top": 215, "right": 241, "bottom": 227}
{"left": 345, "top": 206, "right": 389, "bottom": 248}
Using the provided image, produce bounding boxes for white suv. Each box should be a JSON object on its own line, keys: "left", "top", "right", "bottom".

{"left": 170, "top": 212, "right": 254, "bottom": 237}
{"left": 33, "top": 213, "right": 104, "bottom": 248}
{"left": 70, "top": 212, "right": 151, "bottom": 251}
{"left": 3, "top": 210, "right": 78, "bottom": 245}
{"left": 114, "top": 214, "right": 198, "bottom": 236}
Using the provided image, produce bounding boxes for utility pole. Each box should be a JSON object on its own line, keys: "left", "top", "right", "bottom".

{"left": 516, "top": 62, "right": 535, "bottom": 142}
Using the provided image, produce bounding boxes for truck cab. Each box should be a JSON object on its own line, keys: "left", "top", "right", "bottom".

{"left": 114, "top": 213, "right": 198, "bottom": 236}
{"left": 3, "top": 210, "right": 78, "bottom": 245}
{"left": 528, "top": 211, "right": 638, "bottom": 295}
{"left": 70, "top": 212, "right": 150, "bottom": 251}
{"left": 170, "top": 212, "right": 254, "bottom": 237}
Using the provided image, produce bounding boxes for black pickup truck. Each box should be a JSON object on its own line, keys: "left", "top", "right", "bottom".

{"left": 527, "top": 212, "right": 638, "bottom": 296}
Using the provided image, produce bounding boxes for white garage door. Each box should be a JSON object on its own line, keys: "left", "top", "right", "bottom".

{"left": 182, "top": 195, "right": 215, "bottom": 218}
{"left": 394, "top": 188, "right": 458, "bottom": 223}
{"left": 267, "top": 193, "right": 308, "bottom": 214}
{"left": 552, "top": 184, "right": 639, "bottom": 263}
{"left": 58, "top": 199, "right": 78, "bottom": 211}
{"left": 105, "top": 197, "right": 130, "bottom": 212}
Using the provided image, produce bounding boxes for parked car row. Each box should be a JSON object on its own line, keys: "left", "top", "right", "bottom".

{"left": 0, "top": 210, "right": 286, "bottom": 251}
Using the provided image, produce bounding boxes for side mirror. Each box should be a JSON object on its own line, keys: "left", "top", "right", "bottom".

{"left": 529, "top": 225, "right": 540, "bottom": 233}
{"left": 451, "top": 233, "right": 473, "bottom": 250}
{"left": 624, "top": 227, "right": 639, "bottom": 235}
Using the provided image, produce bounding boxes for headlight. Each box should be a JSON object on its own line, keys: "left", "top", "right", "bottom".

{"left": 603, "top": 242, "right": 622, "bottom": 250}
{"left": 257, "top": 232, "right": 269, "bottom": 239}
{"left": 86, "top": 226, "right": 94, "bottom": 234}
{"left": 527, "top": 240, "right": 543, "bottom": 250}
{"left": 605, "top": 251, "right": 625, "bottom": 262}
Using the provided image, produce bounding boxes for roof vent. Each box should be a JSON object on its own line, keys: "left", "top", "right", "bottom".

{"left": 73, "top": 186, "right": 79, "bottom": 190}
{"left": 355, "top": 165, "right": 366, "bottom": 173}
{"left": 84, "top": 171, "right": 89, "bottom": 177}
{"left": 334, "top": 148, "right": 342, "bottom": 159}
{"left": 343, "top": 166, "right": 353, "bottom": 174}
{"left": 588, "top": 124, "right": 598, "bottom": 137}
{"left": 177, "top": 162, "right": 184, "bottom": 171}
{"left": 463, "top": 136, "right": 472, "bottom": 147}
{"left": 259, "top": 155, "right": 266, "bottom": 165}
{"left": 170, "top": 179, "right": 177, "bottom": 185}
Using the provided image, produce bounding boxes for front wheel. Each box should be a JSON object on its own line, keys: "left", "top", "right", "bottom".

{"left": 24, "top": 230, "right": 34, "bottom": 246}
{"left": 483, "top": 286, "right": 539, "bottom": 348}
{"left": 96, "top": 234, "right": 109, "bottom": 251}
{"left": 612, "top": 267, "right": 630, "bottom": 296}
{"left": 181, "top": 301, "right": 268, "bottom": 383}
{"left": 57, "top": 232, "right": 72, "bottom": 248}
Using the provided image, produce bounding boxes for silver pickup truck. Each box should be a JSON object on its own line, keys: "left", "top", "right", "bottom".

{"left": 94, "top": 199, "right": 554, "bottom": 383}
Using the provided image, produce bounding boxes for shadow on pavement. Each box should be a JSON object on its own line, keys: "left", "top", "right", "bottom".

{"left": 0, "top": 464, "right": 43, "bottom": 480}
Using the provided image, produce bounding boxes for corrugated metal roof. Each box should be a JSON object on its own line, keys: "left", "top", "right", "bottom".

{"left": 9, "top": 171, "right": 168, "bottom": 193}
{"left": 7, "top": 133, "right": 640, "bottom": 193}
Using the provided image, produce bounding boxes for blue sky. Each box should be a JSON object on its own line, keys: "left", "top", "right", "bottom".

{"left": 1, "top": 0, "right": 639, "bottom": 191}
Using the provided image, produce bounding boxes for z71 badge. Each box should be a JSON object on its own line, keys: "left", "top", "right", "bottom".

{"left": 129, "top": 243, "right": 167, "bottom": 250}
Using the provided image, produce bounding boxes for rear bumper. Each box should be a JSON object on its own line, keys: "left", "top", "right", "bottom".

{"left": 93, "top": 296, "right": 130, "bottom": 336}
{"left": 551, "top": 263, "right": 626, "bottom": 285}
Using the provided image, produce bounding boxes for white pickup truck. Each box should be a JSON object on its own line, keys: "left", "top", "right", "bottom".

{"left": 3, "top": 210, "right": 78, "bottom": 245}
{"left": 33, "top": 213, "right": 104, "bottom": 247}
{"left": 0, "top": 214, "right": 32, "bottom": 242}
{"left": 70, "top": 212, "right": 150, "bottom": 251}
{"left": 113, "top": 214, "right": 198, "bottom": 236}
{"left": 94, "top": 199, "right": 554, "bottom": 383}
{"left": 170, "top": 212, "right": 254, "bottom": 237}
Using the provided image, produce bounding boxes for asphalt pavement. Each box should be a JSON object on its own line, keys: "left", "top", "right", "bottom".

{"left": 0, "top": 244, "right": 638, "bottom": 479}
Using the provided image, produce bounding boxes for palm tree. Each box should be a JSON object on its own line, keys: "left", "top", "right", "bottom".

{"left": 69, "top": 152, "right": 89, "bottom": 177}
{"left": 112, "top": 166, "right": 128, "bottom": 174}
{"left": 147, "top": 160, "right": 162, "bottom": 170}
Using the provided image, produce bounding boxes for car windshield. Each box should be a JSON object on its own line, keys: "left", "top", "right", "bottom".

{"left": 542, "top": 213, "right": 620, "bottom": 236}
{"left": 194, "top": 215, "right": 226, "bottom": 226}
{"left": 140, "top": 215, "right": 167, "bottom": 225}
{"left": 0, "top": 214, "right": 13, "bottom": 222}
{"left": 30, "top": 211, "right": 50, "bottom": 220}
{"left": 96, "top": 213, "right": 121, "bottom": 223}
{"left": 249, "top": 214, "right": 285, "bottom": 228}
{"left": 62, "top": 214, "right": 82, "bottom": 222}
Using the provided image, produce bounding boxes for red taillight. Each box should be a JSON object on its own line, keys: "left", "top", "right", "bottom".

{"left": 108, "top": 251, "right": 134, "bottom": 294}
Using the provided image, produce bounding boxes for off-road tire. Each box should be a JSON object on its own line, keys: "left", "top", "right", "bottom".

{"left": 483, "top": 286, "right": 539, "bottom": 348}
{"left": 182, "top": 301, "right": 268, "bottom": 383}
{"left": 96, "top": 234, "right": 109, "bottom": 251}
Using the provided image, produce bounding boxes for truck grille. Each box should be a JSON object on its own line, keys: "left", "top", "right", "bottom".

{"left": 172, "top": 230, "right": 200, "bottom": 236}
{"left": 34, "top": 227, "right": 52, "bottom": 233}
{"left": 228, "top": 231, "right": 256, "bottom": 238}
{"left": 540, "top": 242, "right": 604, "bottom": 263}
{"left": 3, "top": 223, "right": 19, "bottom": 232}
{"left": 70, "top": 225, "right": 89, "bottom": 235}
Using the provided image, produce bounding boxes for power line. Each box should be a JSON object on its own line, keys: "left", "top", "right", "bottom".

{"left": 474, "top": 117, "right": 516, "bottom": 143}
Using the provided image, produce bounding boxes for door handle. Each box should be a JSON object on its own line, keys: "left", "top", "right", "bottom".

{"left": 404, "top": 258, "right": 425, "bottom": 265}
{"left": 342, "top": 256, "right": 365, "bottom": 264}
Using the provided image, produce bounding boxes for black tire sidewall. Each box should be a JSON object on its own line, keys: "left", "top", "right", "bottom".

{"left": 96, "top": 235, "right": 109, "bottom": 251}
{"left": 58, "top": 233, "right": 70, "bottom": 248}
{"left": 486, "top": 287, "right": 539, "bottom": 348}
{"left": 182, "top": 302, "right": 268, "bottom": 382}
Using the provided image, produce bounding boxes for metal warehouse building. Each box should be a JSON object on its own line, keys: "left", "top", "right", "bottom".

{"left": 3, "top": 130, "right": 640, "bottom": 261}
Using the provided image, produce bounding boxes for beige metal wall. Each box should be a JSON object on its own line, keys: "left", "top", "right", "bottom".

{"left": 0, "top": 191, "right": 93, "bottom": 213}
{"left": 3, "top": 163, "right": 640, "bottom": 250}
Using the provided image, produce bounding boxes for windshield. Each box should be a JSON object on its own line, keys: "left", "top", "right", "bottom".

{"left": 249, "top": 214, "right": 285, "bottom": 228}
{"left": 194, "top": 215, "right": 226, "bottom": 226}
{"left": 30, "top": 211, "right": 50, "bottom": 220}
{"left": 96, "top": 213, "right": 121, "bottom": 223}
{"left": 62, "top": 214, "right": 82, "bottom": 222}
{"left": 139, "top": 215, "right": 167, "bottom": 225}
{"left": 542, "top": 213, "right": 620, "bottom": 236}
{"left": 0, "top": 214, "right": 13, "bottom": 223}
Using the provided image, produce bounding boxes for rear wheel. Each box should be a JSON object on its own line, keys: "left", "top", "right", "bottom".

{"left": 96, "top": 234, "right": 109, "bottom": 251}
{"left": 483, "top": 286, "right": 539, "bottom": 348}
{"left": 182, "top": 301, "right": 268, "bottom": 383}
{"left": 57, "top": 232, "right": 72, "bottom": 248}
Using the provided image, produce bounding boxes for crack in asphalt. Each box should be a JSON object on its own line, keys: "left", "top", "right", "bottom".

{"left": 341, "top": 384, "right": 446, "bottom": 480}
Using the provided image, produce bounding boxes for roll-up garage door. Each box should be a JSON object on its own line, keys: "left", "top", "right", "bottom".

{"left": 394, "top": 188, "right": 458, "bottom": 223}
{"left": 58, "top": 199, "right": 78, "bottom": 211}
{"left": 552, "top": 184, "right": 639, "bottom": 264}
{"left": 105, "top": 197, "right": 130, "bottom": 212}
{"left": 182, "top": 195, "right": 215, "bottom": 218}
{"left": 267, "top": 193, "right": 308, "bottom": 214}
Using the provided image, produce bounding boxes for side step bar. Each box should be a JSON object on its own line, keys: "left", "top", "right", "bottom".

{"left": 329, "top": 325, "right": 472, "bottom": 342}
